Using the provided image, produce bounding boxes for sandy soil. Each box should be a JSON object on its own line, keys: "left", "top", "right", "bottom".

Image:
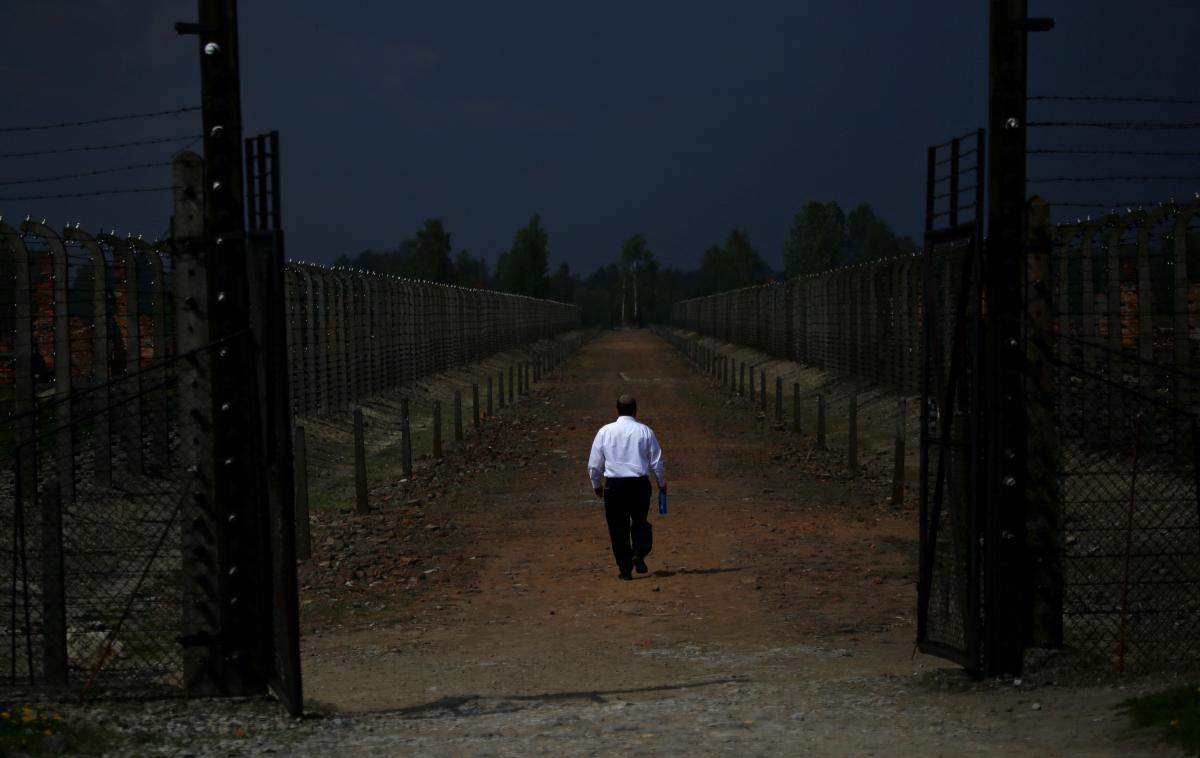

{"left": 292, "top": 330, "right": 1179, "bottom": 757}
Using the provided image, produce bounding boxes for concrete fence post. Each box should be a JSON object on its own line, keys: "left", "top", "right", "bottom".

{"left": 759, "top": 372, "right": 767, "bottom": 414}
{"left": 774, "top": 376, "right": 782, "bottom": 422}
{"left": 892, "top": 398, "right": 907, "bottom": 508}
{"left": 472, "top": 382, "right": 481, "bottom": 429}
{"left": 454, "top": 390, "right": 464, "bottom": 443}
{"left": 433, "top": 400, "right": 443, "bottom": 459}
{"left": 792, "top": 382, "right": 801, "bottom": 434}
{"left": 401, "top": 397, "right": 413, "bottom": 479}
{"left": 40, "top": 478, "right": 67, "bottom": 684}
{"left": 353, "top": 408, "right": 369, "bottom": 513}
{"left": 848, "top": 385, "right": 859, "bottom": 472}
{"left": 817, "top": 394, "right": 827, "bottom": 449}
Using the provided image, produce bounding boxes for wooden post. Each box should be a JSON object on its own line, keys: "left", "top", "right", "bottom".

{"left": 892, "top": 398, "right": 907, "bottom": 507}
{"left": 498, "top": 371, "right": 505, "bottom": 409}
{"left": 508, "top": 365, "right": 515, "bottom": 405}
{"left": 433, "top": 400, "right": 443, "bottom": 459}
{"left": 293, "top": 426, "right": 312, "bottom": 561}
{"left": 739, "top": 362, "right": 745, "bottom": 396}
{"left": 848, "top": 385, "right": 858, "bottom": 472}
{"left": 817, "top": 394, "right": 827, "bottom": 449}
{"left": 760, "top": 372, "right": 767, "bottom": 414}
{"left": 40, "top": 479, "right": 67, "bottom": 684}
{"left": 454, "top": 390, "right": 464, "bottom": 442}
{"left": 401, "top": 398, "right": 413, "bottom": 478}
{"left": 792, "top": 382, "right": 801, "bottom": 433}
{"left": 472, "top": 382, "right": 481, "bottom": 429}
{"left": 353, "top": 408, "right": 369, "bottom": 513}
{"left": 749, "top": 365, "right": 756, "bottom": 403}
{"left": 487, "top": 375, "right": 494, "bottom": 416}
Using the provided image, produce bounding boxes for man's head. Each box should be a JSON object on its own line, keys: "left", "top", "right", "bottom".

{"left": 617, "top": 394, "right": 637, "bottom": 417}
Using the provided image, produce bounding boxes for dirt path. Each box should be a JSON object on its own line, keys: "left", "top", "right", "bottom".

{"left": 293, "top": 330, "right": 1176, "bottom": 756}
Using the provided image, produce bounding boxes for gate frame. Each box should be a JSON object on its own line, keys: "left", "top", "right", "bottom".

{"left": 916, "top": 130, "right": 989, "bottom": 674}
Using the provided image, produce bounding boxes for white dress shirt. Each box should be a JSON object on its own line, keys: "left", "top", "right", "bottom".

{"left": 587, "top": 415, "right": 666, "bottom": 490}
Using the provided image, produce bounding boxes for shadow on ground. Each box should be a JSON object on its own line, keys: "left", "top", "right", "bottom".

{"left": 371, "top": 678, "right": 747, "bottom": 720}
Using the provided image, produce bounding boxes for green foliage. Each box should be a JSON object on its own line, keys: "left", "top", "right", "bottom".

{"left": 495, "top": 214, "right": 550, "bottom": 297}
{"left": 619, "top": 234, "right": 660, "bottom": 326}
{"left": 784, "top": 201, "right": 913, "bottom": 276}
{"left": 579, "top": 264, "right": 621, "bottom": 326}
{"left": 548, "top": 262, "right": 574, "bottom": 303}
{"left": 846, "top": 203, "right": 914, "bottom": 264}
{"left": 695, "top": 229, "right": 770, "bottom": 297}
{"left": 1122, "top": 684, "right": 1200, "bottom": 755}
{"left": 784, "top": 201, "right": 846, "bottom": 276}
{"left": 453, "top": 249, "right": 490, "bottom": 288}
{"left": 409, "top": 219, "right": 455, "bottom": 282}
{"left": 332, "top": 219, "right": 464, "bottom": 285}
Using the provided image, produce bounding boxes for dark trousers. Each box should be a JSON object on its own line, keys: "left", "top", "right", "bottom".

{"left": 603, "top": 476, "right": 653, "bottom": 573}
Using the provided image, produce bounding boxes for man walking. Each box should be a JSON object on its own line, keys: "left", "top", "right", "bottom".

{"left": 587, "top": 394, "right": 667, "bottom": 580}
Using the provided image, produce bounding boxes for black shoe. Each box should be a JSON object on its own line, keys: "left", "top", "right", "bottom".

{"left": 633, "top": 556, "right": 648, "bottom": 574}
{"left": 618, "top": 570, "right": 633, "bottom": 581}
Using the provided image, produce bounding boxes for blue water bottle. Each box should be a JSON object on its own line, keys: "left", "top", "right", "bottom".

{"left": 658, "top": 490, "right": 668, "bottom": 515}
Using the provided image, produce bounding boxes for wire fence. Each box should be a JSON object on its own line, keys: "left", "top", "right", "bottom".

{"left": 670, "top": 256, "right": 923, "bottom": 395}
{"left": 0, "top": 218, "right": 579, "bottom": 690}
{"left": 1038, "top": 198, "right": 1200, "bottom": 670}
{"left": 673, "top": 195, "right": 1200, "bottom": 672}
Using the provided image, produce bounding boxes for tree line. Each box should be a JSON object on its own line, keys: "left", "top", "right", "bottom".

{"left": 331, "top": 200, "right": 914, "bottom": 326}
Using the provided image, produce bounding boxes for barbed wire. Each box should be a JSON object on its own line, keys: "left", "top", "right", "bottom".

{"left": 1028, "top": 95, "right": 1200, "bottom": 105}
{"left": 0, "top": 134, "right": 201, "bottom": 159}
{"left": 0, "top": 106, "right": 200, "bottom": 133}
{"left": 1029, "top": 148, "right": 1200, "bottom": 157}
{"left": 1029, "top": 175, "right": 1200, "bottom": 184}
{"left": 0, "top": 161, "right": 173, "bottom": 187}
{"left": 0, "top": 186, "right": 176, "bottom": 202}
{"left": 1028, "top": 120, "right": 1200, "bottom": 131}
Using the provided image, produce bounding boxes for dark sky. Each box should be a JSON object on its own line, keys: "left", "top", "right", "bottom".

{"left": 3, "top": 1, "right": 1198, "bottom": 273}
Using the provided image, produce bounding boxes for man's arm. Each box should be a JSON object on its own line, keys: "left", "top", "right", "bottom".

{"left": 647, "top": 430, "right": 666, "bottom": 491}
{"left": 587, "top": 429, "right": 606, "bottom": 497}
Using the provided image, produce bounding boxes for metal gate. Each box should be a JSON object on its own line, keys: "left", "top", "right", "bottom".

{"left": 916, "top": 130, "right": 988, "bottom": 672}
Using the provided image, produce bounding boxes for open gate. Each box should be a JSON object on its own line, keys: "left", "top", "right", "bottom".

{"left": 916, "top": 130, "right": 987, "bottom": 673}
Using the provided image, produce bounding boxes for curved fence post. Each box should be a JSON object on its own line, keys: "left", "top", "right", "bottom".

{"left": 25, "top": 222, "right": 75, "bottom": 503}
